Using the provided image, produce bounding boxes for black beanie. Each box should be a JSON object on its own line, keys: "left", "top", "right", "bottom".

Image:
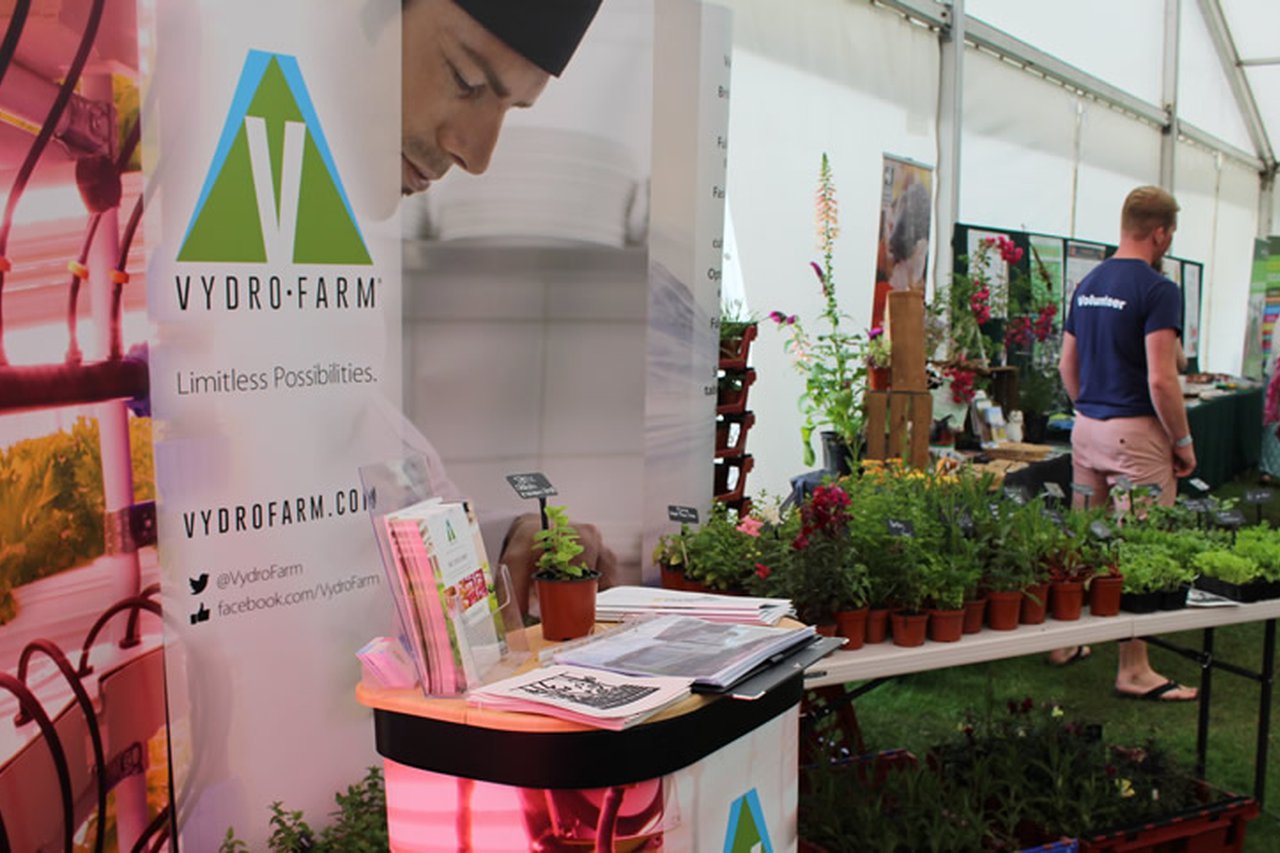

{"left": 453, "top": 0, "right": 603, "bottom": 77}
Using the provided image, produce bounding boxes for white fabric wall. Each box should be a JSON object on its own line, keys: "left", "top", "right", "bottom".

{"left": 720, "top": 0, "right": 939, "bottom": 500}
{"left": 1178, "top": 0, "right": 1255, "bottom": 154}
{"left": 1074, "top": 105, "right": 1162, "bottom": 244}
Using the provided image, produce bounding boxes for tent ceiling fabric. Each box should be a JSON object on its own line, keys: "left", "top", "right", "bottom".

{"left": 1220, "top": 0, "right": 1280, "bottom": 169}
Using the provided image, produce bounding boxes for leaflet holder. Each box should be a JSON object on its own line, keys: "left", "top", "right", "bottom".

{"left": 358, "top": 454, "right": 529, "bottom": 697}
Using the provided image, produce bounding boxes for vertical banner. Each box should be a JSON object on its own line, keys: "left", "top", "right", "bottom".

{"left": 0, "top": 3, "right": 163, "bottom": 850}
{"left": 144, "top": 0, "right": 402, "bottom": 844}
{"left": 1064, "top": 240, "right": 1107, "bottom": 315}
{"left": 873, "top": 155, "right": 933, "bottom": 324}
{"left": 643, "top": 0, "right": 733, "bottom": 582}
{"left": 1262, "top": 238, "right": 1280, "bottom": 366}
{"left": 1244, "top": 238, "right": 1269, "bottom": 379}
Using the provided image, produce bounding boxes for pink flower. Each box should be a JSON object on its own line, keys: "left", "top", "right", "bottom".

{"left": 868, "top": 326, "right": 884, "bottom": 339}
{"left": 769, "top": 310, "right": 797, "bottom": 326}
{"left": 754, "top": 563, "right": 771, "bottom": 579}
{"left": 736, "top": 517, "right": 764, "bottom": 537}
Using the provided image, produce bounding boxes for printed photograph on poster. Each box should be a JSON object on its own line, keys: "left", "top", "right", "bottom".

{"left": 875, "top": 155, "right": 933, "bottom": 297}
{"left": 1064, "top": 240, "right": 1108, "bottom": 317}
{"left": 1027, "top": 234, "right": 1065, "bottom": 304}
{"left": 1184, "top": 262, "right": 1202, "bottom": 355}
{"left": 400, "top": 0, "right": 654, "bottom": 587}
{"left": 0, "top": 3, "right": 169, "bottom": 850}
{"left": 967, "top": 229, "right": 1010, "bottom": 319}
{"left": 1244, "top": 239, "right": 1271, "bottom": 378}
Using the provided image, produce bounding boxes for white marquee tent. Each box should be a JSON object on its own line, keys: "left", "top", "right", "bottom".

{"left": 719, "top": 0, "right": 1280, "bottom": 498}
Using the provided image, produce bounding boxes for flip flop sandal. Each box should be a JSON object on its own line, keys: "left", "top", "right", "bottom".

{"left": 1049, "top": 645, "right": 1091, "bottom": 667}
{"left": 1114, "top": 680, "right": 1195, "bottom": 702}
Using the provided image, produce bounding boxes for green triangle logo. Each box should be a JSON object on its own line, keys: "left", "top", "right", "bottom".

{"left": 178, "top": 51, "right": 372, "bottom": 265}
{"left": 724, "top": 789, "right": 773, "bottom": 853}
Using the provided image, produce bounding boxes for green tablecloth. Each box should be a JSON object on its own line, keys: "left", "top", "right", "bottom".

{"left": 1183, "top": 387, "right": 1263, "bottom": 489}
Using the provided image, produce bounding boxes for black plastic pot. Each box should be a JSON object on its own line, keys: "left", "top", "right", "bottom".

{"left": 1159, "top": 585, "right": 1189, "bottom": 610}
{"left": 1120, "top": 591, "right": 1161, "bottom": 614}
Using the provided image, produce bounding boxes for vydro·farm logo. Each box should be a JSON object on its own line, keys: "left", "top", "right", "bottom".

{"left": 179, "top": 50, "right": 371, "bottom": 265}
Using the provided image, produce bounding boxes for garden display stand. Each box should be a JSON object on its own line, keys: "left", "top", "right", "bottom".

{"left": 864, "top": 292, "right": 932, "bottom": 469}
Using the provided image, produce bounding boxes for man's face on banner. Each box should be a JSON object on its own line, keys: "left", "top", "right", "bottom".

{"left": 401, "top": 0, "right": 551, "bottom": 195}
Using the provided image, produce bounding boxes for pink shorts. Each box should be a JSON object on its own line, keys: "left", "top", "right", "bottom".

{"left": 1071, "top": 413, "right": 1176, "bottom": 507}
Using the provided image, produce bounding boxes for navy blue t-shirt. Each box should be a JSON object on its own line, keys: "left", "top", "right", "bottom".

{"left": 1063, "top": 258, "right": 1182, "bottom": 420}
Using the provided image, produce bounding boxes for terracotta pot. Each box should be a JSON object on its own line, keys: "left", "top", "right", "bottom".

{"left": 927, "top": 608, "right": 965, "bottom": 643}
{"left": 536, "top": 573, "right": 599, "bottom": 641}
{"left": 1049, "top": 581, "right": 1085, "bottom": 621}
{"left": 835, "top": 607, "right": 868, "bottom": 650}
{"left": 814, "top": 622, "right": 838, "bottom": 638}
{"left": 659, "top": 564, "right": 684, "bottom": 590}
{"left": 865, "top": 608, "right": 890, "bottom": 644}
{"left": 986, "top": 590, "right": 1022, "bottom": 631}
{"left": 1020, "top": 582, "right": 1050, "bottom": 625}
{"left": 868, "top": 365, "right": 891, "bottom": 391}
{"left": 890, "top": 611, "right": 927, "bottom": 647}
{"left": 682, "top": 576, "right": 711, "bottom": 593}
{"left": 962, "top": 597, "right": 987, "bottom": 634}
{"left": 1089, "top": 574, "right": 1124, "bottom": 617}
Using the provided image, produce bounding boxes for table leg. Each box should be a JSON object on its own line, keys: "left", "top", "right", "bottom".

{"left": 1195, "top": 627, "right": 1214, "bottom": 781}
{"left": 1255, "top": 619, "right": 1275, "bottom": 806}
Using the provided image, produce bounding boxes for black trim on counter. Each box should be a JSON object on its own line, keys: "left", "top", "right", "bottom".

{"left": 373, "top": 673, "right": 803, "bottom": 789}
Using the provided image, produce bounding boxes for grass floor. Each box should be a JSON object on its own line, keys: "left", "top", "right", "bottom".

{"left": 841, "top": 471, "right": 1280, "bottom": 851}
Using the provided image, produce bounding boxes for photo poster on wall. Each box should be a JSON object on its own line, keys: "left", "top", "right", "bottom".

{"left": 873, "top": 155, "right": 933, "bottom": 325}
{"left": 1064, "top": 240, "right": 1108, "bottom": 317}
{"left": 1183, "top": 261, "right": 1203, "bottom": 368}
{"left": 1027, "top": 234, "right": 1065, "bottom": 308}
{"left": 0, "top": 2, "right": 167, "bottom": 850}
{"left": 962, "top": 227, "right": 1012, "bottom": 319}
{"left": 1263, "top": 238, "right": 1280, "bottom": 369}
{"left": 143, "top": 0, "right": 403, "bottom": 846}
{"left": 1244, "top": 238, "right": 1270, "bottom": 379}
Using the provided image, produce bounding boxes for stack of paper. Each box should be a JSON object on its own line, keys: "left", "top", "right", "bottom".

{"left": 467, "top": 665, "right": 692, "bottom": 731}
{"left": 595, "top": 586, "right": 793, "bottom": 626}
{"left": 554, "top": 615, "right": 817, "bottom": 691}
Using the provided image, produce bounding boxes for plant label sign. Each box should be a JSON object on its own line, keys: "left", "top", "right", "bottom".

{"left": 505, "top": 472, "right": 558, "bottom": 500}
{"left": 1042, "top": 482, "right": 1065, "bottom": 500}
{"left": 1184, "top": 498, "right": 1211, "bottom": 513}
{"left": 1244, "top": 489, "right": 1273, "bottom": 505}
{"left": 1138, "top": 482, "right": 1163, "bottom": 497}
{"left": 1003, "top": 485, "right": 1029, "bottom": 506}
{"left": 1042, "top": 508, "right": 1065, "bottom": 528}
{"left": 1071, "top": 483, "right": 1095, "bottom": 498}
{"left": 1189, "top": 477, "right": 1211, "bottom": 494}
{"left": 886, "top": 518, "right": 915, "bottom": 538}
{"left": 1088, "top": 520, "right": 1113, "bottom": 541}
{"left": 1113, "top": 476, "right": 1133, "bottom": 492}
{"left": 667, "top": 505, "right": 700, "bottom": 524}
{"left": 1214, "top": 509, "right": 1246, "bottom": 529}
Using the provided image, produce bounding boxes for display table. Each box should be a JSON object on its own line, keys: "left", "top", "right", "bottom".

{"left": 805, "top": 600, "right": 1278, "bottom": 805}
{"left": 357, "top": 627, "right": 802, "bottom": 852}
{"left": 1185, "top": 387, "right": 1264, "bottom": 489}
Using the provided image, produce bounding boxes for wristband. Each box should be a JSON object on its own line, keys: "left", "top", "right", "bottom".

{"left": 1174, "top": 435, "right": 1193, "bottom": 448}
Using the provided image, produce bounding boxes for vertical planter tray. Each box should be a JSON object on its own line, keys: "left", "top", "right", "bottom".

{"left": 713, "top": 454, "right": 754, "bottom": 503}
{"left": 716, "top": 368, "right": 757, "bottom": 415}
{"left": 718, "top": 323, "right": 758, "bottom": 370}
{"left": 1078, "top": 793, "right": 1258, "bottom": 853}
{"left": 715, "top": 411, "right": 756, "bottom": 459}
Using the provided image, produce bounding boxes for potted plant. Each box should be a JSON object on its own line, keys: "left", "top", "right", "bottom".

{"left": 683, "top": 503, "right": 761, "bottom": 593}
{"left": 771, "top": 155, "right": 868, "bottom": 474}
{"left": 651, "top": 528, "right": 690, "bottom": 590}
{"left": 1015, "top": 363, "right": 1062, "bottom": 444}
{"left": 1193, "top": 548, "right": 1264, "bottom": 603}
{"left": 719, "top": 301, "right": 759, "bottom": 369}
{"left": 1231, "top": 526, "right": 1280, "bottom": 600}
{"left": 834, "top": 562, "right": 872, "bottom": 649}
{"left": 533, "top": 505, "right": 599, "bottom": 641}
{"left": 864, "top": 326, "right": 892, "bottom": 391}
{"left": 788, "top": 483, "right": 857, "bottom": 630}
{"left": 1119, "top": 542, "right": 1197, "bottom": 613}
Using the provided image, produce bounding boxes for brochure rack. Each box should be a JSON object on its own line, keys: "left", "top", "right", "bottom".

{"left": 358, "top": 455, "right": 528, "bottom": 697}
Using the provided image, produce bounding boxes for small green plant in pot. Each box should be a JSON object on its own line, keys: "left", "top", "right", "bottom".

{"left": 1118, "top": 542, "right": 1196, "bottom": 612}
{"left": 651, "top": 527, "right": 690, "bottom": 589}
{"left": 534, "top": 505, "right": 599, "bottom": 641}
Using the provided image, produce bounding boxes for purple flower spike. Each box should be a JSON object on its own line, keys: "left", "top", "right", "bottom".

{"left": 769, "top": 310, "right": 787, "bottom": 324}
{"left": 868, "top": 326, "right": 884, "bottom": 339}
{"left": 810, "top": 261, "right": 824, "bottom": 284}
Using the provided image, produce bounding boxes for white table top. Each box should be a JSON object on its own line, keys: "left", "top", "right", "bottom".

{"left": 804, "top": 599, "right": 1280, "bottom": 688}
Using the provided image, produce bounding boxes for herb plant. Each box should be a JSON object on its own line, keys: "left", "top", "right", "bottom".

{"left": 533, "top": 505, "right": 591, "bottom": 581}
